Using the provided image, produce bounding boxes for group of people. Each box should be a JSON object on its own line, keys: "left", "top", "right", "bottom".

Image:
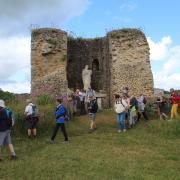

{"left": 0, "top": 87, "right": 99, "bottom": 161}
{"left": 156, "top": 88, "right": 180, "bottom": 121}
{"left": 0, "top": 87, "right": 179, "bottom": 161}
{"left": 114, "top": 87, "right": 149, "bottom": 133}
{"left": 114, "top": 87, "right": 180, "bottom": 133}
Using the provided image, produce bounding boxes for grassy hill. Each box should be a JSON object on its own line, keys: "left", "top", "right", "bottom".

{"left": 1, "top": 109, "right": 180, "bottom": 180}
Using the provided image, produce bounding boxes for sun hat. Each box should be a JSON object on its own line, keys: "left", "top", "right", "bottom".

{"left": 0, "top": 99, "right": 5, "bottom": 108}
{"left": 26, "top": 99, "right": 32, "bottom": 103}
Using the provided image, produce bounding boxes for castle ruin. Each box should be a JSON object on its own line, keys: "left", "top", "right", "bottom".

{"left": 31, "top": 28, "right": 154, "bottom": 107}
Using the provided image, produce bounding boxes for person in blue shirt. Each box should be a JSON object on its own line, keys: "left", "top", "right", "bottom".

{"left": 49, "top": 98, "right": 68, "bottom": 143}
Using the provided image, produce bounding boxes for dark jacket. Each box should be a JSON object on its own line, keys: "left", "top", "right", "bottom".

{"left": 89, "top": 99, "right": 98, "bottom": 113}
{"left": 0, "top": 107, "right": 12, "bottom": 132}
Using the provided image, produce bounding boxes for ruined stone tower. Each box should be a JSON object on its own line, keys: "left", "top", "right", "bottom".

{"left": 31, "top": 28, "right": 68, "bottom": 96}
{"left": 31, "top": 28, "right": 154, "bottom": 107}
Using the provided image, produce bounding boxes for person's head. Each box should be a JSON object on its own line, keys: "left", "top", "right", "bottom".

{"left": 26, "top": 99, "right": 32, "bottom": 104}
{"left": 56, "top": 98, "right": 63, "bottom": 105}
{"left": 170, "top": 88, "right": 174, "bottom": 93}
{"left": 114, "top": 94, "right": 120, "bottom": 99}
{"left": 0, "top": 99, "right": 5, "bottom": 108}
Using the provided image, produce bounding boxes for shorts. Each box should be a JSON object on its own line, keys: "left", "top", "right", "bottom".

{"left": 26, "top": 116, "right": 38, "bottom": 129}
{"left": 88, "top": 113, "right": 96, "bottom": 121}
{"left": 0, "top": 130, "right": 12, "bottom": 146}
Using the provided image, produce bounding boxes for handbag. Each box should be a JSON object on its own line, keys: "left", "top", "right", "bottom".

{"left": 115, "top": 101, "right": 126, "bottom": 114}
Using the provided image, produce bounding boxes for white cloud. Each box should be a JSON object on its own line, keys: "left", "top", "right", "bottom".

{"left": 0, "top": 36, "right": 30, "bottom": 79}
{"left": 148, "top": 36, "right": 180, "bottom": 90}
{"left": 0, "top": 0, "right": 91, "bottom": 36}
{"left": 0, "top": 36, "right": 31, "bottom": 93}
{"left": 0, "top": 81, "right": 30, "bottom": 94}
{"left": 147, "top": 36, "right": 172, "bottom": 61}
{"left": 0, "top": 0, "right": 90, "bottom": 93}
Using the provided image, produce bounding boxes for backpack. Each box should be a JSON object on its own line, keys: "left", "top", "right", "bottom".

{"left": 5, "top": 108, "right": 14, "bottom": 127}
{"left": 115, "top": 100, "right": 126, "bottom": 114}
{"left": 31, "top": 105, "right": 38, "bottom": 117}
{"left": 89, "top": 100, "right": 98, "bottom": 113}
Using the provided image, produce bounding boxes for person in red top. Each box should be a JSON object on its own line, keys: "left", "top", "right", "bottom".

{"left": 169, "top": 88, "right": 179, "bottom": 120}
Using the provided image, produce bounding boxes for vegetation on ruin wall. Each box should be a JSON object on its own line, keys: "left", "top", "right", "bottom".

{"left": 108, "top": 28, "right": 146, "bottom": 39}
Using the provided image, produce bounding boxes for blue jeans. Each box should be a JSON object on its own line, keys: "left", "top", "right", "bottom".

{"left": 117, "top": 112, "right": 126, "bottom": 130}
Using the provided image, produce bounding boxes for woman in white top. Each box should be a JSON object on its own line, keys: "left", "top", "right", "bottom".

{"left": 114, "top": 94, "right": 128, "bottom": 133}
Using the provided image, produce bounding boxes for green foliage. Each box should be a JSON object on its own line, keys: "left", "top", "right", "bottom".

{"left": 1, "top": 105, "right": 180, "bottom": 179}
{"left": 0, "top": 89, "right": 15, "bottom": 102}
{"left": 35, "top": 93, "right": 54, "bottom": 105}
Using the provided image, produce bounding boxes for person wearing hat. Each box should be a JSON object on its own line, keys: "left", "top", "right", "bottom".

{"left": 24, "top": 99, "right": 39, "bottom": 139}
{"left": 0, "top": 99, "right": 17, "bottom": 161}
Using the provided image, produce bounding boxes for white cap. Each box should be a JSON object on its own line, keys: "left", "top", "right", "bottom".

{"left": 0, "top": 99, "right": 5, "bottom": 108}
{"left": 26, "top": 99, "right": 32, "bottom": 103}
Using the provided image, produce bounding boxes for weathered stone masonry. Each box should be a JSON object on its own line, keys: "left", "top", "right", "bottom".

{"left": 31, "top": 28, "right": 154, "bottom": 107}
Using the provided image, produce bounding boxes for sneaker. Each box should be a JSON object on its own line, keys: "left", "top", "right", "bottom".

{"left": 10, "top": 155, "right": 17, "bottom": 160}
{"left": 118, "top": 129, "right": 122, "bottom": 133}
{"left": 62, "top": 141, "right": 69, "bottom": 144}
{"left": 123, "top": 129, "right": 127, "bottom": 132}
{"left": 167, "top": 119, "right": 173, "bottom": 121}
{"left": 46, "top": 139, "right": 54, "bottom": 144}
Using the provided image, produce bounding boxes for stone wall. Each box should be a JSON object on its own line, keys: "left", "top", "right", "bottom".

{"left": 107, "top": 29, "right": 154, "bottom": 105}
{"left": 31, "top": 28, "right": 68, "bottom": 97}
{"left": 67, "top": 37, "right": 110, "bottom": 106}
{"left": 31, "top": 28, "right": 154, "bottom": 107}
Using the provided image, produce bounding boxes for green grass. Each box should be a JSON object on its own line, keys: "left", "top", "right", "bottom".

{"left": 1, "top": 110, "right": 180, "bottom": 180}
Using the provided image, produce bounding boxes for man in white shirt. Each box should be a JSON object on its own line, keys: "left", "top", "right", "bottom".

{"left": 24, "top": 99, "right": 39, "bottom": 139}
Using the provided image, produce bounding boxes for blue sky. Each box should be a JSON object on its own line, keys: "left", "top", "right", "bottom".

{"left": 0, "top": 0, "right": 180, "bottom": 93}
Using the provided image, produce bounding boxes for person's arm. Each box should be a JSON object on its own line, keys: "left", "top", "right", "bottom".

{"left": 55, "top": 106, "right": 65, "bottom": 119}
{"left": 24, "top": 106, "right": 29, "bottom": 115}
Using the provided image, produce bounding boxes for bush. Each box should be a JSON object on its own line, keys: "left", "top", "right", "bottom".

{"left": 35, "top": 93, "right": 54, "bottom": 105}
{"left": 0, "top": 89, "right": 15, "bottom": 102}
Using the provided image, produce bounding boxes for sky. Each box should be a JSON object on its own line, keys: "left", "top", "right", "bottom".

{"left": 0, "top": 0, "right": 180, "bottom": 93}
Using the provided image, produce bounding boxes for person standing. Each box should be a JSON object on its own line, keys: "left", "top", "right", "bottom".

{"left": 88, "top": 96, "right": 98, "bottom": 132}
{"left": 129, "top": 95, "right": 138, "bottom": 128}
{"left": 49, "top": 98, "right": 68, "bottom": 143}
{"left": 76, "top": 89, "right": 86, "bottom": 115}
{"left": 0, "top": 100, "right": 17, "bottom": 161}
{"left": 156, "top": 94, "right": 168, "bottom": 120}
{"left": 24, "top": 99, "right": 39, "bottom": 139}
{"left": 114, "top": 94, "right": 128, "bottom": 133}
{"left": 169, "top": 88, "right": 179, "bottom": 120}
{"left": 137, "top": 94, "right": 148, "bottom": 122}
